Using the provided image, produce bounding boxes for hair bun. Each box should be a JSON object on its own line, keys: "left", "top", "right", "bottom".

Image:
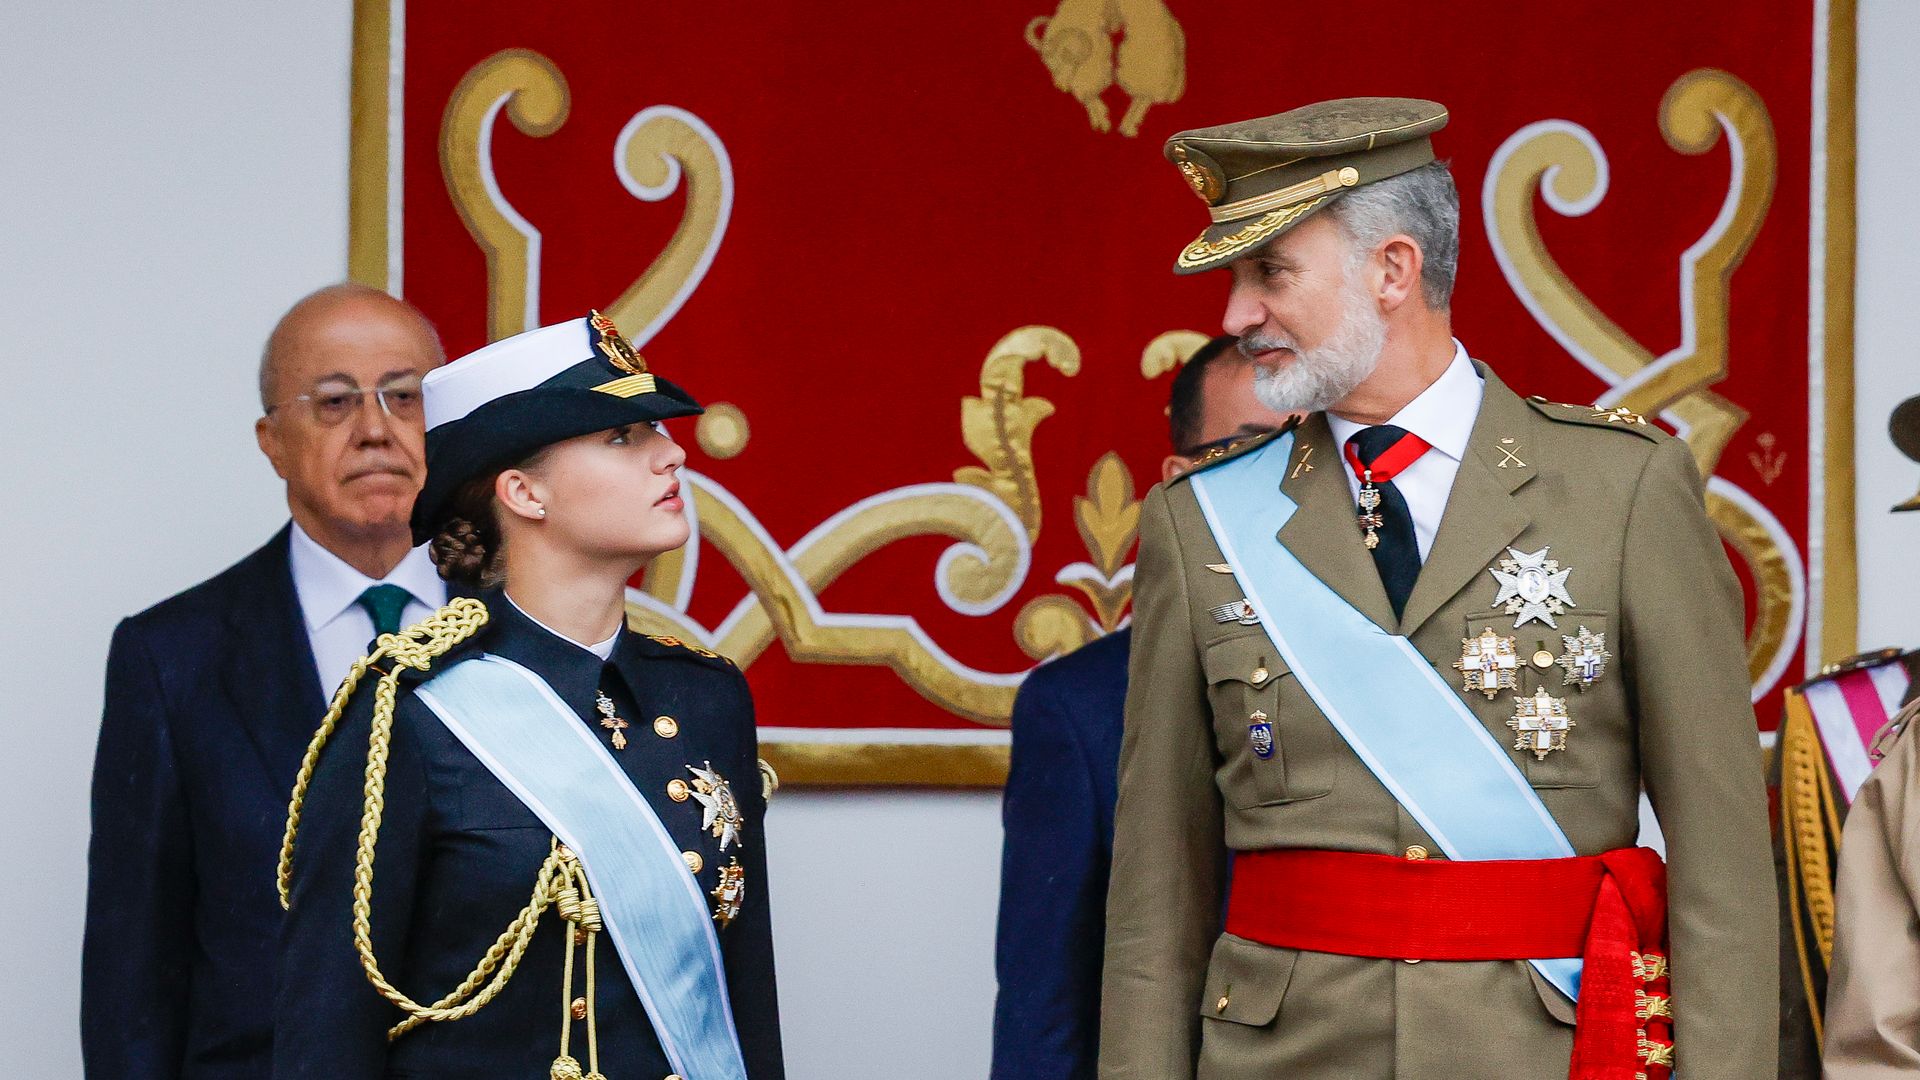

{"left": 430, "top": 517, "right": 492, "bottom": 585}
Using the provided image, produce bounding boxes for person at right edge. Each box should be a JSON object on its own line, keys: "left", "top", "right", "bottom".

{"left": 272, "top": 312, "right": 782, "bottom": 1079}
{"left": 1099, "top": 98, "right": 1776, "bottom": 1079}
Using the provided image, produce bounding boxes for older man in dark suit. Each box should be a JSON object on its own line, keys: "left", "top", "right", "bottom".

{"left": 82, "top": 284, "right": 447, "bottom": 1080}
{"left": 990, "top": 336, "right": 1292, "bottom": 1080}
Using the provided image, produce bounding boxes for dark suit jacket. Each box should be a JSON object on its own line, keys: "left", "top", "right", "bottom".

{"left": 84, "top": 527, "right": 326, "bottom": 1080}
{"left": 992, "top": 627, "right": 1130, "bottom": 1080}
{"left": 273, "top": 589, "right": 783, "bottom": 1079}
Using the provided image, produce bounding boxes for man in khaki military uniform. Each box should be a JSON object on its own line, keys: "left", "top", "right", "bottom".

{"left": 1823, "top": 693, "right": 1920, "bottom": 1078}
{"left": 1100, "top": 98, "right": 1777, "bottom": 1080}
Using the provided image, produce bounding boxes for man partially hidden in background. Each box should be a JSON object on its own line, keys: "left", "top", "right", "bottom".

{"left": 82, "top": 284, "right": 448, "bottom": 1080}
{"left": 991, "top": 335, "right": 1293, "bottom": 1080}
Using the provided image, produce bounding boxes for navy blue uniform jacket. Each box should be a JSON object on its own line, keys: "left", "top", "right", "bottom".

{"left": 84, "top": 528, "right": 327, "bottom": 1080}
{"left": 991, "top": 627, "right": 1130, "bottom": 1080}
{"left": 273, "top": 590, "right": 784, "bottom": 1079}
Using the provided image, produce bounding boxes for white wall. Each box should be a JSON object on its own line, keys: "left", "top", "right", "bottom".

{"left": 2, "top": 4, "right": 1916, "bottom": 1079}
{"left": 1854, "top": 0, "right": 1920, "bottom": 650}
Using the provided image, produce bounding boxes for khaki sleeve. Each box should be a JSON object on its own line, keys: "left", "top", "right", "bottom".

{"left": 1099, "top": 484, "right": 1224, "bottom": 1080}
{"left": 1626, "top": 437, "right": 1779, "bottom": 1080}
{"left": 1823, "top": 726, "right": 1920, "bottom": 1079}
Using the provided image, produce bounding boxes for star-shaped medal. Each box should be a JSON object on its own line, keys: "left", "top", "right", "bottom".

{"left": 687, "top": 762, "right": 744, "bottom": 851}
{"left": 1487, "top": 546, "right": 1575, "bottom": 629}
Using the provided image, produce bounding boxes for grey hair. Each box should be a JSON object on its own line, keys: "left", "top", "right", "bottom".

{"left": 1324, "top": 160, "right": 1460, "bottom": 309}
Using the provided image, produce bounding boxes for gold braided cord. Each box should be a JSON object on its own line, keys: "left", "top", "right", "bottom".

{"left": 278, "top": 598, "right": 491, "bottom": 910}
{"left": 1779, "top": 688, "right": 1835, "bottom": 1045}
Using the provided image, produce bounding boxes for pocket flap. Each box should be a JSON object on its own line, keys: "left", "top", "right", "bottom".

{"left": 1202, "top": 633, "right": 1288, "bottom": 688}
{"left": 1197, "top": 933, "right": 1297, "bottom": 1027}
{"left": 1526, "top": 962, "right": 1578, "bottom": 1026}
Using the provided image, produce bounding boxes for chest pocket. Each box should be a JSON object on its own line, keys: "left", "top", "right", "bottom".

{"left": 1203, "top": 633, "right": 1335, "bottom": 807}
{"left": 1462, "top": 612, "right": 1612, "bottom": 790}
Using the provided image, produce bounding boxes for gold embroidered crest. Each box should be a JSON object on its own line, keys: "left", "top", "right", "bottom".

{"left": 588, "top": 309, "right": 649, "bottom": 376}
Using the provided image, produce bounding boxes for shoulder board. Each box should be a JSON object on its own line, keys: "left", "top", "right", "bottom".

{"left": 1793, "top": 646, "right": 1914, "bottom": 693}
{"left": 1524, "top": 397, "right": 1668, "bottom": 442}
{"left": 1167, "top": 417, "right": 1300, "bottom": 486}
{"left": 636, "top": 631, "right": 738, "bottom": 669}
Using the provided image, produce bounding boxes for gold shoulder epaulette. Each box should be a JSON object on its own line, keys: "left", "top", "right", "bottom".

{"left": 1168, "top": 419, "right": 1298, "bottom": 486}
{"left": 645, "top": 633, "right": 737, "bottom": 666}
{"left": 1524, "top": 396, "right": 1668, "bottom": 441}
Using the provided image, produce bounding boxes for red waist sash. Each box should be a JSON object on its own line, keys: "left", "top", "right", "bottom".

{"left": 1226, "top": 846, "right": 1672, "bottom": 1080}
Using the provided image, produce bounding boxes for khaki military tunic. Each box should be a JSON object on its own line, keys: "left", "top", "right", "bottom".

{"left": 1824, "top": 710, "right": 1920, "bottom": 1078}
{"left": 1099, "top": 367, "right": 1777, "bottom": 1080}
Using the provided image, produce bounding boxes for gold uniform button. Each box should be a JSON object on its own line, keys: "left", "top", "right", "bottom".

{"left": 667, "top": 778, "right": 691, "bottom": 802}
{"left": 1215, "top": 994, "right": 1230, "bottom": 1013}
{"left": 1532, "top": 650, "right": 1556, "bottom": 669}
{"left": 1251, "top": 666, "right": 1270, "bottom": 684}
{"left": 1404, "top": 845, "right": 1429, "bottom": 861}
{"left": 570, "top": 996, "right": 588, "bottom": 1020}
{"left": 654, "top": 715, "right": 680, "bottom": 738}
{"left": 683, "top": 850, "right": 704, "bottom": 874}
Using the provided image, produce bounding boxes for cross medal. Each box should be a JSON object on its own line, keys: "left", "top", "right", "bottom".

{"left": 594, "top": 691, "right": 630, "bottom": 750}
{"left": 1356, "top": 471, "right": 1385, "bottom": 550}
{"left": 1508, "top": 687, "right": 1574, "bottom": 759}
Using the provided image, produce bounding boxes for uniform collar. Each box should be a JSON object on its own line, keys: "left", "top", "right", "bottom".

{"left": 287, "top": 521, "right": 446, "bottom": 635}
{"left": 480, "top": 589, "right": 627, "bottom": 712}
{"left": 1325, "top": 339, "right": 1484, "bottom": 461}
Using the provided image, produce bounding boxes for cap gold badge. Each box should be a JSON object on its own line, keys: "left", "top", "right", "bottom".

{"left": 589, "top": 309, "right": 658, "bottom": 398}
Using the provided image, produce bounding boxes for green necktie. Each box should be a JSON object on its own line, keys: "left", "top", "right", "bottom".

{"left": 357, "top": 584, "right": 413, "bottom": 638}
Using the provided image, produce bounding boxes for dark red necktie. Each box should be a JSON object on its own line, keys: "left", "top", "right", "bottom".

{"left": 1344, "top": 425, "right": 1430, "bottom": 620}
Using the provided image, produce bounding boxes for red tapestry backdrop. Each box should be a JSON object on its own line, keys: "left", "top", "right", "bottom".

{"left": 351, "top": 1, "right": 1856, "bottom": 783}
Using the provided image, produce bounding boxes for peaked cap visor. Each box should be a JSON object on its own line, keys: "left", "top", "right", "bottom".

{"left": 1165, "top": 97, "right": 1448, "bottom": 274}
{"left": 409, "top": 375, "right": 703, "bottom": 545}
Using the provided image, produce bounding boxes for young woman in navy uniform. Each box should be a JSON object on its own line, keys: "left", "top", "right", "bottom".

{"left": 273, "top": 313, "right": 783, "bottom": 1080}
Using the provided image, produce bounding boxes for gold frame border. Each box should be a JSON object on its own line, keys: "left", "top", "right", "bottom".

{"left": 760, "top": 742, "right": 1011, "bottom": 789}
{"left": 343, "top": 2, "right": 1860, "bottom": 786}
{"left": 1817, "top": 0, "right": 1860, "bottom": 668}
{"left": 348, "top": 0, "right": 391, "bottom": 290}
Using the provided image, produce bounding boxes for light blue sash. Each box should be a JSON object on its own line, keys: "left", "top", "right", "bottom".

{"left": 1187, "top": 431, "right": 1583, "bottom": 1000}
{"left": 415, "top": 654, "right": 747, "bottom": 1080}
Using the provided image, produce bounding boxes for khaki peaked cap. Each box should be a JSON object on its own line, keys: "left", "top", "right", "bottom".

{"left": 1164, "top": 97, "right": 1449, "bottom": 273}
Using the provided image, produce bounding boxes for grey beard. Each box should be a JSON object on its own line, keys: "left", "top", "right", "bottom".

{"left": 1245, "top": 283, "right": 1387, "bottom": 414}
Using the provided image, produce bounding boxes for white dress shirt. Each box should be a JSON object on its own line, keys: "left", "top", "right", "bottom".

{"left": 504, "top": 591, "right": 620, "bottom": 661}
{"left": 288, "top": 523, "right": 449, "bottom": 694}
{"left": 1325, "top": 341, "right": 1485, "bottom": 562}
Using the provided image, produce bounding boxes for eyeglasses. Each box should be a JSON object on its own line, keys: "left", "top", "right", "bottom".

{"left": 265, "top": 374, "right": 426, "bottom": 426}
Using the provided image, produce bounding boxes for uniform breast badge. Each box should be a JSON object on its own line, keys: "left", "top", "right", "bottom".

{"left": 592, "top": 691, "right": 630, "bottom": 750}
{"left": 687, "top": 762, "right": 744, "bottom": 851}
{"left": 1248, "top": 710, "right": 1275, "bottom": 759}
{"left": 710, "top": 858, "right": 746, "bottom": 927}
{"left": 1557, "top": 626, "right": 1610, "bottom": 691}
{"left": 1487, "top": 546, "right": 1575, "bottom": 628}
{"left": 1508, "top": 688, "right": 1574, "bottom": 759}
{"left": 1455, "top": 627, "right": 1520, "bottom": 699}
{"left": 1210, "top": 598, "right": 1261, "bottom": 625}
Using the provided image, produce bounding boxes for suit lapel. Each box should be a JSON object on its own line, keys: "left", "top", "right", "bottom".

{"left": 1397, "top": 371, "right": 1536, "bottom": 637}
{"left": 220, "top": 529, "right": 329, "bottom": 787}
{"left": 1275, "top": 414, "right": 1399, "bottom": 631}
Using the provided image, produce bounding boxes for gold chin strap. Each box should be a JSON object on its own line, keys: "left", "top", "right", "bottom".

{"left": 276, "top": 598, "right": 613, "bottom": 1069}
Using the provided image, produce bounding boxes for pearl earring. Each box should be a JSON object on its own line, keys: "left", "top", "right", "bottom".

{"left": 537, "top": 507, "right": 547, "bottom": 518}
